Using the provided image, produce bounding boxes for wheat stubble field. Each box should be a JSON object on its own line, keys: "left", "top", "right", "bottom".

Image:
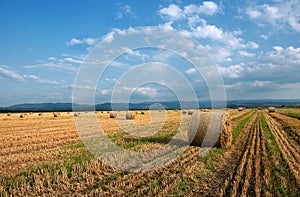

{"left": 0, "top": 109, "right": 300, "bottom": 196}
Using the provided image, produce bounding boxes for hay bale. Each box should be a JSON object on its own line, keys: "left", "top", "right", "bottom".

{"left": 182, "top": 110, "right": 187, "bottom": 114}
{"left": 238, "top": 107, "right": 243, "bottom": 111}
{"left": 189, "top": 112, "right": 232, "bottom": 148}
{"left": 20, "top": 113, "right": 27, "bottom": 118}
{"left": 268, "top": 107, "right": 276, "bottom": 113}
{"left": 203, "top": 109, "right": 209, "bottom": 112}
{"left": 38, "top": 113, "right": 43, "bottom": 116}
{"left": 53, "top": 112, "right": 60, "bottom": 117}
{"left": 188, "top": 110, "right": 193, "bottom": 115}
{"left": 7, "top": 113, "right": 11, "bottom": 116}
{"left": 126, "top": 111, "right": 136, "bottom": 119}
{"left": 74, "top": 113, "right": 79, "bottom": 117}
{"left": 109, "top": 112, "right": 117, "bottom": 118}
{"left": 141, "top": 111, "right": 145, "bottom": 115}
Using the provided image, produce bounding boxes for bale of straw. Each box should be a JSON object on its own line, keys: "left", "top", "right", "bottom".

{"left": 20, "top": 113, "right": 27, "bottom": 118}
{"left": 109, "top": 112, "right": 117, "bottom": 118}
{"left": 203, "top": 109, "right": 209, "bottom": 112}
{"left": 182, "top": 110, "right": 187, "bottom": 114}
{"left": 53, "top": 112, "right": 60, "bottom": 117}
{"left": 188, "top": 110, "right": 193, "bottom": 115}
{"left": 258, "top": 107, "right": 262, "bottom": 110}
{"left": 7, "top": 113, "right": 11, "bottom": 116}
{"left": 38, "top": 113, "right": 43, "bottom": 116}
{"left": 268, "top": 107, "right": 276, "bottom": 113}
{"left": 189, "top": 112, "right": 232, "bottom": 148}
{"left": 74, "top": 113, "right": 79, "bottom": 117}
{"left": 126, "top": 111, "right": 136, "bottom": 119}
{"left": 238, "top": 107, "right": 243, "bottom": 111}
{"left": 141, "top": 111, "right": 145, "bottom": 115}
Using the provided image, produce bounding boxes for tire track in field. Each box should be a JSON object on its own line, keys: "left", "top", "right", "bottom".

{"left": 264, "top": 112, "right": 300, "bottom": 188}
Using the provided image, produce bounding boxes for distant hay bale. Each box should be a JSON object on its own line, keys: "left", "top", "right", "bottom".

{"left": 189, "top": 112, "right": 232, "bottom": 148}
{"left": 38, "top": 113, "right": 43, "bottom": 116}
{"left": 53, "top": 112, "right": 60, "bottom": 117}
{"left": 74, "top": 113, "right": 79, "bottom": 117}
{"left": 203, "top": 109, "right": 209, "bottom": 112}
{"left": 109, "top": 112, "right": 117, "bottom": 118}
{"left": 188, "top": 110, "right": 193, "bottom": 115}
{"left": 20, "top": 113, "right": 27, "bottom": 118}
{"left": 258, "top": 107, "right": 262, "bottom": 110}
{"left": 141, "top": 111, "right": 145, "bottom": 115}
{"left": 126, "top": 111, "right": 136, "bottom": 119}
{"left": 268, "top": 107, "right": 276, "bottom": 113}
{"left": 7, "top": 113, "right": 11, "bottom": 116}
{"left": 182, "top": 110, "right": 187, "bottom": 114}
{"left": 101, "top": 111, "right": 104, "bottom": 113}
{"left": 238, "top": 107, "right": 243, "bottom": 111}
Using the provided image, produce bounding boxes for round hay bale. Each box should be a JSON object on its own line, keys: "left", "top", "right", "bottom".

{"left": 74, "top": 113, "right": 79, "bottom": 117}
{"left": 141, "top": 111, "right": 145, "bottom": 115}
{"left": 189, "top": 112, "right": 232, "bottom": 148}
{"left": 109, "top": 112, "right": 117, "bottom": 118}
{"left": 101, "top": 111, "right": 104, "bottom": 113}
{"left": 7, "top": 113, "right": 11, "bottom": 116}
{"left": 20, "top": 113, "right": 27, "bottom": 118}
{"left": 203, "top": 109, "right": 209, "bottom": 112}
{"left": 53, "top": 112, "right": 60, "bottom": 117}
{"left": 268, "top": 107, "right": 276, "bottom": 113}
{"left": 188, "top": 110, "right": 193, "bottom": 115}
{"left": 38, "top": 113, "right": 43, "bottom": 116}
{"left": 238, "top": 107, "right": 243, "bottom": 111}
{"left": 126, "top": 111, "right": 136, "bottom": 119}
{"left": 182, "top": 110, "right": 187, "bottom": 114}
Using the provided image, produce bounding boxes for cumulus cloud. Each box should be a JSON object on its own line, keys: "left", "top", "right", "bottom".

{"left": 67, "top": 37, "right": 98, "bottom": 46}
{"left": 23, "top": 62, "right": 77, "bottom": 71}
{"left": 238, "top": 50, "right": 256, "bottom": 57}
{"left": 245, "top": 0, "right": 300, "bottom": 32}
{"left": 159, "top": 4, "right": 184, "bottom": 21}
{"left": 0, "top": 66, "right": 23, "bottom": 81}
{"left": 100, "top": 89, "right": 110, "bottom": 95}
{"left": 159, "top": 1, "right": 220, "bottom": 21}
{"left": 184, "top": 1, "right": 219, "bottom": 16}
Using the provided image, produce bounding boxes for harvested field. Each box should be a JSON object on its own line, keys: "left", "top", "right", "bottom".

{"left": 0, "top": 109, "right": 299, "bottom": 196}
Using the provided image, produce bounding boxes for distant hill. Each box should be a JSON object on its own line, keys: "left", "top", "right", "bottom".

{"left": 0, "top": 99, "right": 299, "bottom": 112}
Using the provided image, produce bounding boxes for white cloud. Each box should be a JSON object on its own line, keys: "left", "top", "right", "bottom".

{"left": 186, "top": 68, "right": 197, "bottom": 74}
{"left": 67, "top": 37, "right": 98, "bottom": 46}
{"left": 159, "top": 4, "right": 184, "bottom": 21}
{"left": 23, "top": 62, "right": 77, "bottom": 71}
{"left": 0, "top": 66, "right": 23, "bottom": 81}
{"left": 123, "top": 86, "right": 159, "bottom": 98}
{"left": 184, "top": 1, "right": 219, "bottom": 16}
{"left": 100, "top": 89, "right": 110, "bottom": 95}
{"left": 63, "top": 57, "right": 83, "bottom": 64}
{"left": 246, "top": 1, "right": 300, "bottom": 32}
{"left": 115, "top": 5, "right": 135, "bottom": 19}
{"left": 24, "top": 75, "right": 59, "bottom": 85}
{"left": 239, "top": 50, "right": 255, "bottom": 57}
{"left": 219, "top": 63, "right": 246, "bottom": 78}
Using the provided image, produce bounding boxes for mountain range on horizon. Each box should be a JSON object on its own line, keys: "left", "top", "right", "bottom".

{"left": 0, "top": 99, "right": 300, "bottom": 112}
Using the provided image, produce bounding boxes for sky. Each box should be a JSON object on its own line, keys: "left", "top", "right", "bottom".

{"left": 0, "top": 0, "right": 300, "bottom": 106}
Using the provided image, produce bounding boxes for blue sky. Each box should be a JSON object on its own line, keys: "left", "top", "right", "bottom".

{"left": 0, "top": 0, "right": 300, "bottom": 106}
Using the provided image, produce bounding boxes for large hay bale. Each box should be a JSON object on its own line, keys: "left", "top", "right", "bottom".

{"left": 268, "top": 107, "right": 276, "bottom": 113}
{"left": 182, "top": 110, "right": 187, "bottom": 114}
{"left": 141, "top": 111, "right": 145, "bottom": 115}
{"left": 188, "top": 110, "right": 193, "bottom": 115}
{"left": 238, "top": 107, "right": 243, "bottom": 111}
{"left": 189, "top": 112, "right": 232, "bottom": 148}
{"left": 126, "top": 111, "right": 136, "bottom": 119}
{"left": 53, "top": 112, "right": 60, "bottom": 117}
{"left": 109, "top": 112, "right": 117, "bottom": 118}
